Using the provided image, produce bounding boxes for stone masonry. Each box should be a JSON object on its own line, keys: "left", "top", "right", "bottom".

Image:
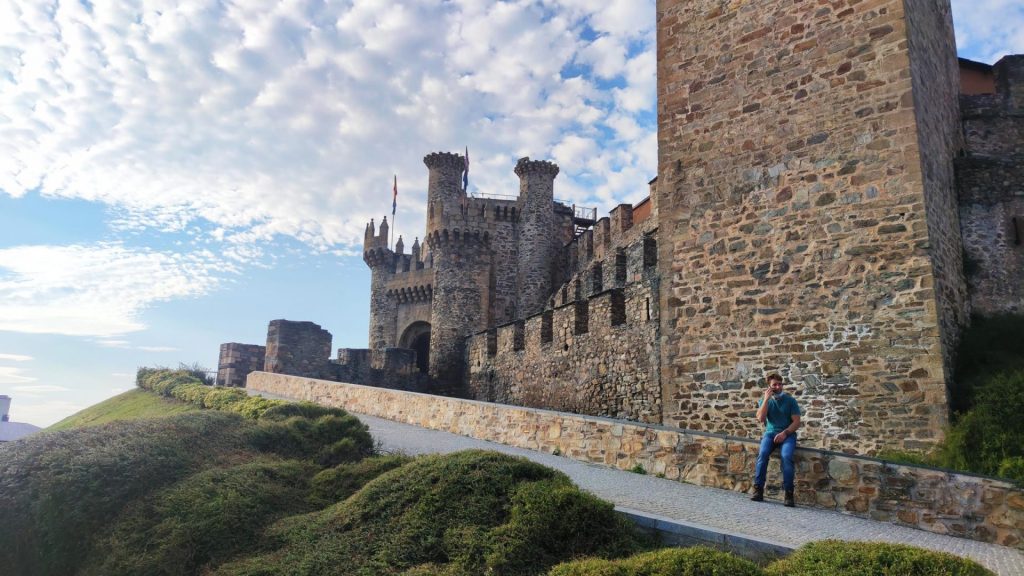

{"left": 958, "top": 56, "right": 1024, "bottom": 315}
{"left": 216, "top": 343, "right": 265, "bottom": 387}
{"left": 656, "top": 0, "right": 967, "bottom": 453}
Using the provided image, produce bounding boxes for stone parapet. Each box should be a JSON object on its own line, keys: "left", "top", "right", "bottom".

{"left": 247, "top": 372, "right": 1024, "bottom": 551}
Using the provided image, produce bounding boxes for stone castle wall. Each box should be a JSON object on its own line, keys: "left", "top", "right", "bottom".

{"left": 656, "top": 0, "right": 957, "bottom": 453}
{"left": 468, "top": 196, "right": 662, "bottom": 422}
{"left": 216, "top": 343, "right": 266, "bottom": 387}
{"left": 264, "top": 320, "right": 335, "bottom": 380}
{"left": 248, "top": 372, "right": 1024, "bottom": 551}
{"left": 904, "top": 0, "right": 969, "bottom": 387}
{"left": 958, "top": 56, "right": 1024, "bottom": 315}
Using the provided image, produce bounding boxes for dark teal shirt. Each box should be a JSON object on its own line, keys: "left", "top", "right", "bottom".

{"left": 757, "top": 393, "right": 801, "bottom": 435}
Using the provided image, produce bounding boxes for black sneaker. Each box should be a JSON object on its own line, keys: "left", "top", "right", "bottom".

{"left": 784, "top": 490, "right": 795, "bottom": 507}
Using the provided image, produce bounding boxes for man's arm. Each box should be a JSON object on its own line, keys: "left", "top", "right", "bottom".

{"left": 755, "top": 392, "right": 770, "bottom": 424}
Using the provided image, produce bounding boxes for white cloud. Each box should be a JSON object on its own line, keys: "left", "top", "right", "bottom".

{"left": 0, "top": 0, "right": 659, "bottom": 255}
{"left": 0, "top": 243, "right": 229, "bottom": 337}
{"left": 12, "top": 384, "right": 70, "bottom": 395}
{"left": 0, "top": 366, "right": 36, "bottom": 384}
{"left": 0, "top": 353, "right": 32, "bottom": 362}
{"left": 951, "top": 0, "right": 1024, "bottom": 63}
{"left": 137, "top": 346, "right": 179, "bottom": 352}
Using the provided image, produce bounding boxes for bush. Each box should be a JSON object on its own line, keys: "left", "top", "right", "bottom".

{"left": 0, "top": 412, "right": 257, "bottom": 576}
{"left": 549, "top": 546, "right": 762, "bottom": 576}
{"left": 310, "top": 454, "right": 414, "bottom": 505}
{"left": 953, "top": 314, "right": 1024, "bottom": 414}
{"left": 260, "top": 401, "right": 353, "bottom": 422}
{"left": 251, "top": 414, "right": 374, "bottom": 466}
{"left": 763, "top": 540, "right": 993, "bottom": 576}
{"left": 937, "top": 370, "right": 1024, "bottom": 478}
{"left": 84, "top": 459, "right": 317, "bottom": 576}
{"left": 203, "top": 387, "right": 248, "bottom": 410}
{"left": 212, "top": 450, "right": 650, "bottom": 576}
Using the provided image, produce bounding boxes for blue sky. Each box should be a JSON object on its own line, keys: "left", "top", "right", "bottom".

{"left": 0, "top": 0, "right": 1020, "bottom": 426}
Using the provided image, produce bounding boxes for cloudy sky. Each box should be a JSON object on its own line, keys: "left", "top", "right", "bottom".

{"left": 0, "top": 0, "right": 1020, "bottom": 426}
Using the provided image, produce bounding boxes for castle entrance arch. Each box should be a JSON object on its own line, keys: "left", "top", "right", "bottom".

{"left": 399, "top": 321, "right": 431, "bottom": 374}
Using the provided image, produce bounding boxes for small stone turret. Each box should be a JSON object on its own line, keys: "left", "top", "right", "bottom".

{"left": 363, "top": 217, "right": 398, "bottom": 350}
{"left": 424, "top": 152, "right": 466, "bottom": 234}
{"left": 411, "top": 237, "right": 421, "bottom": 268}
{"left": 515, "top": 157, "right": 559, "bottom": 317}
{"left": 395, "top": 235, "right": 404, "bottom": 255}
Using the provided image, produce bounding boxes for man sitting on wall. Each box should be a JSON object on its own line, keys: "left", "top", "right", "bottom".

{"left": 750, "top": 373, "right": 802, "bottom": 507}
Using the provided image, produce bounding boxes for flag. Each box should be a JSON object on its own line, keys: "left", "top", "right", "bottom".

{"left": 463, "top": 146, "right": 469, "bottom": 193}
{"left": 392, "top": 174, "right": 397, "bottom": 216}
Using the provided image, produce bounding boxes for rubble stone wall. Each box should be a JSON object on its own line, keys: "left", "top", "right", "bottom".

{"left": 216, "top": 343, "right": 265, "bottom": 387}
{"left": 656, "top": 0, "right": 956, "bottom": 453}
{"left": 247, "top": 372, "right": 1024, "bottom": 550}
{"left": 264, "top": 320, "right": 334, "bottom": 380}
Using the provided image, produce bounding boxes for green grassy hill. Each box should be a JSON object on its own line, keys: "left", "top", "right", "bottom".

{"left": 48, "top": 389, "right": 198, "bottom": 431}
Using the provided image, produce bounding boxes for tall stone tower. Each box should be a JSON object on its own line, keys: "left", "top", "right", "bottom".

{"left": 423, "top": 152, "right": 492, "bottom": 387}
{"left": 656, "top": 0, "right": 967, "bottom": 453}
{"left": 515, "top": 158, "right": 560, "bottom": 317}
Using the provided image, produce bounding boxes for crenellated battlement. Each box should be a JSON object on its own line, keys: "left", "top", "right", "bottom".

{"left": 424, "top": 151, "right": 466, "bottom": 171}
{"left": 514, "top": 157, "right": 559, "bottom": 178}
{"left": 387, "top": 284, "right": 433, "bottom": 304}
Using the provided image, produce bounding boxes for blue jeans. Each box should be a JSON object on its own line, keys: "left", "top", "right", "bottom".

{"left": 753, "top": 431, "right": 796, "bottom": 491}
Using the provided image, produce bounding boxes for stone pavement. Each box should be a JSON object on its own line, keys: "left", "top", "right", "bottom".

{"left": 356, "top": 411, "right": 1024, "bottom": 575}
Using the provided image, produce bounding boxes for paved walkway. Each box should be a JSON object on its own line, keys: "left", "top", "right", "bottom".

{"left": 356, "top": 411, "right": 1024, "bottom": 575}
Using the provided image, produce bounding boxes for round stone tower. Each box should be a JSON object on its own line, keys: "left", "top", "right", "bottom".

{"left": 515, "top": 157, "right": 559, "bottom": 318}
{"left": 424, "top": 151, "right": 467, "bottom": 236}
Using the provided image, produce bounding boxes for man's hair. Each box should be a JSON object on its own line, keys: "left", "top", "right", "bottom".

{"left": 766, "top": 373, "right": 783, "bottom": 384}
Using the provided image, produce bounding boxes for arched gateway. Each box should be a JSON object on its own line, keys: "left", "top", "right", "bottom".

{"left": 398, "top": 322, "right": 431, "bottom": 374}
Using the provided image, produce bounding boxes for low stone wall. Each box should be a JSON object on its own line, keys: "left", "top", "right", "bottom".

{"left": 247, "top": 372, "right": 1024, "bottom": 550}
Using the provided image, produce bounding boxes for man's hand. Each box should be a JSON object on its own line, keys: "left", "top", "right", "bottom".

{"left": 773, "top": 430, "right": 788, "bottom": 444}
{"left": 763, "top": 388, "right": 773, "bottom": 401}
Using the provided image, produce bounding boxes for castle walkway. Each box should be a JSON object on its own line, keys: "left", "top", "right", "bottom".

{"left": 251, "top": 389, "right": 1023, "bottom": 575}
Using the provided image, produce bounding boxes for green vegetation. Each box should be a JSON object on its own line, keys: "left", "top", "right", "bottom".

{"left": 880, "top": 314, "right": 1024, "bottom": 483}
{"left": 0, "top": 368, "right": 998, "bottom": 576}
{"left": 48, "top": 388, "right": 198, "bottom": 430}
{"left": 763, "top": 540, "right": 993, "bottom": 576}
{"left": 548, "top": 546, "right": 761, "bottom": 576}
{"left": 211, "top": 450, "right": 650, "bottom": 576}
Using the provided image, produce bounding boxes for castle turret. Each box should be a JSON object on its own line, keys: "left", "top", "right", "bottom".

{"left": 424, "top": 152, "right": 467, "bottom": 235}
{"left": 395, "top": 235, "right": 404, "bottom": 255}
{"left": 363, "top": 217, "right": 397, "bottom": 350}
{"left": 515, "top": 157, "right": 560, "bottom": 317}
{"left": 411, "top": 237, "right": 421, "bottom": 268}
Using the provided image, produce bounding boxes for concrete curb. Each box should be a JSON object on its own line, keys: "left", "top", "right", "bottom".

{"left": 616, "top": 507, "right": 793, "bottom": 563}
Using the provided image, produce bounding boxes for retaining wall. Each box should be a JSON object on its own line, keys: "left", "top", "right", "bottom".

{"left": 247, "top": 371, "right": 1024, "bottom": 550}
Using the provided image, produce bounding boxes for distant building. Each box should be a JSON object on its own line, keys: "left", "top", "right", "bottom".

{"left": 0, "top": 395, "right": 41, "bottom": 442}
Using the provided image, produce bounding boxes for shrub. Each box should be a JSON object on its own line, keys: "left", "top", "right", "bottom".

{"left": 228, "top": 396, "right": 281, "bottom": 420}
{"left": 211, "top": 450, "right": 650, "bottom": 576}
{"left": 310, "top": 454, "right": 413, "bottom": 505}
{"left": 83, "top": 459, "right": 317, "bottom": 576}
{"left": 203, "top": 387, "right": 248, "bottom": 410}
{"left": 0, "top": 412, "right": 257, "bottom": 576}
{"left": 937, "top": 370, "right": 1024, "bottom": 477}
{"left": 251, "top": 414, "right": 374, "bottom": 465}
{"left": 952, "top": 314, "right": 1024, "bottom": 415}
{"left": 763, "top": 540, "right": 993, "bottom": 576}
{"left": 549, "top": 546, "right": 762, "bottom": 576}
{"left": 997, "top": 457, "right": 1024, "bottom": 485}
{"left": 260, "top": 401, "right": 353, "bottom": 422}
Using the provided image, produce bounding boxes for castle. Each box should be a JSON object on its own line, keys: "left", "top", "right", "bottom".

{"left": 219, "top": 0, "right": 1023, "bottom": 456}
